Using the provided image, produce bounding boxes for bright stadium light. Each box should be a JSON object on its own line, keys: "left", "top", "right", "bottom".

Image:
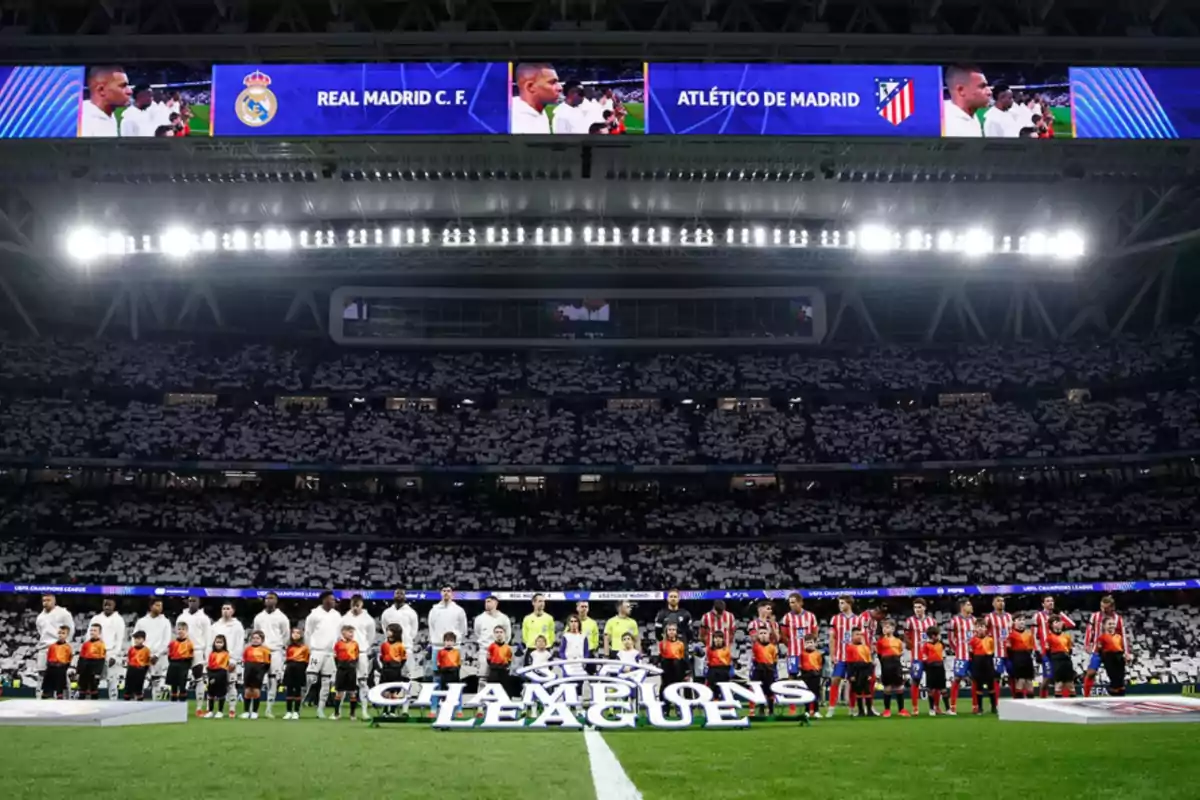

{"left": 906, "top": 229, "right": 927, "bottom": 251}
{"left": 201, "top": 230, "right": 218, "bottom": 252}
{"left": 753, "top": 227, "right": 766, "bottom": 247}
{"left": 962, "top": 228, "right": 994, "bottom": 257}
{"left": 161, "top": 226, "right": 194, "bottom": 258}
{"left": 231, "top": 229, "right": 248, "bottom": 251}
{"left": 1057, "top": 230, "right": 1085, "bottom": 259}
{"left": 105, "top": 232, "right": 127, "bottom": 257}
{"left": 1023, "top": 231, "right": 1050, "bottom": 256}
{"left": 936, "top": 230, "right": 956, "bottom": 252}
{"left": 65, "top": 227, "right": 99, "bottom": 262}
{"left": 858, "top": 224, "right": 894, "bottom": 253}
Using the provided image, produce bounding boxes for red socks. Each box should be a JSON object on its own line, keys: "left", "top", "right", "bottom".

{"left": 971, "top": 684, "right": 980, "bottom": 712}
{"left": 911, "top": 684, "right": 921, "bottom": 710}
{"left": 1082, "top": 676, "right": 1094, "bottom": 697}
{"left": 930, "top": 691, "right": 941, "bottom": 713}
{"left": 994, "top": 685, "right": 1002, "bottom": 708}
{"left": 1060, "top": 686, "right": 1073, "bottom": 698}
{"left": 1039, "top": 683, "right": 1049, "bottom": 698}
{"left": 950, "top": 683, "right": 959, "bottom": 711}
{"left": 829, "top": 681, "right": 840, "bottom": 709}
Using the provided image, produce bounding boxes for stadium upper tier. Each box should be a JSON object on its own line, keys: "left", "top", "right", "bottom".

{"left": 0, "top": 329, "right": 1195, "bottom": 395}
{"left": 0, "top": 390, "right": 1196, "bottom": 464}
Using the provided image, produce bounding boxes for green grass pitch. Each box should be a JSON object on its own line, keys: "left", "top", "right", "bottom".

{"left": 546, "top": 101, "right": 645, "bottom": 134}
{"left": 2, "top": 706, "right": 1198, "bottom": 799}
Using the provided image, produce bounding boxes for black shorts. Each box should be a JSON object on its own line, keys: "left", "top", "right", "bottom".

{"left": 243, "top": 663, "right": 268, "bottom": 690}
{"left": 437, "top": 668, "right": 460, "bottom": 687}
{"left": 381, "top": 665, "right": 407, "bottom": 685}
{"left": 750, "top": 664, "right": 776, "bottom": 688}
{"left": 207, "top": 669, "right": 229, "bottom": 697}
{"left": 662, "top": 660, "right": 688, "bottom": 685}
{"left": 848, "top": 662, "right": 873, "bottom": 694}
{"left": 800, "top": 671, "right": 822, "bottom": 704}
{"left": 706, "top": 666, "right": 731, "bottom": 687}
{"left": 1101, "top": 652, "right": 1126, "bottom": 688}
{"left": 283, "top": 662, "right": 308, "bottom": 693}
{"left": 77, "top": 658, "right": 105, "bottom": 687}
{"left": 1009, "top": 651, "right": 1035, "bottom": 681}
{"left": 485, "top": 666, "right": 509, "bottom": 685}
{"left": 166, "top": 660, "right": 192, "bottom": 690}
{"left": 335, "top": 663, "right": 359, "bottom": 693}
{"left": 124, "top": 666, "right": 148, "bottom": 698}
{"left": 923, "top": 662, "right": 947, "bottom": 691}
{"left": 1050, "top": 653, "right": 1075, "bottom": 684}
{"left": 970, "top": 655, "right": 996, "bottom": 684}
{"left": 879, "top": 656, "right": 903, "bottom": 687}
{"left": 42, "top": 664, "right": 68, "bottom": 695}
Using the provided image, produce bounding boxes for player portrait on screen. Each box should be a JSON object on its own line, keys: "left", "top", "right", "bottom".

{"left": 511, "top": 61, "right": 644, "bottom": 135}
{"left": 79, "top": 62, "right": 209, "bottom": 138}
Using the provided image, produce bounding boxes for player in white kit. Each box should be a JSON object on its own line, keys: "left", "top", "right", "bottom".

{"left": 176, "top": 596, "right": 211, "bottom": 714}
{"left": 343, "top": 594, "right": 376, "bottom": 721}
{"left": 210, "top": 602, "right": 246, "bottom": 717}
{"left": 133, "top": 599, "right": 172, "bottom": 700}
{"left": 380, "top": 589, "right": 419, "bottom": 678}
{"left": 304, "top": 591, "right": 344, "bottom": 719}
{"left": 88, "top": 598, "right": 127, "bottom": 700}
{"left": 34, "top": 594, "right": 74, "bottom": 699}
{"left": 252, "top": 591, "right": 291, "bottom": 719}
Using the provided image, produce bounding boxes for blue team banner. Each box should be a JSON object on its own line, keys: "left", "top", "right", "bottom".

{"left": 645, "top": 63, "right": 944, "bottom": 137}
{"left": 0, "top": 66, "right": 83, "bottom": 138}
{"left": 210, "top": 63, "right": 510, "bottom": 136}
{"left": 5, "top": 578, "right": 1197, "bottom": 601}
{"left": 1070, "top": 67, "right": 1200, "bottom": 139}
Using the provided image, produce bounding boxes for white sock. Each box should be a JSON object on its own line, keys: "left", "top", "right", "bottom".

{"left": 317, "top": 676, "right": 331, "bottom": 711}
{"left": 265, "top": 676, "right": 277, "bottom": 714}
{"left": 193, "top": 674, "right": 206, "bottom": 706}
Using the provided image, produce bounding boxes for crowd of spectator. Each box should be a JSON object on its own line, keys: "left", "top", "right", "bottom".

{"left": 0, "top": 329, "right": 1194, "bottom": 394}
{"left": 2, "top": 485, "right": 1198, "bottom": 543}
{"left": 1, "top": 390, "right": 1196, "bottom": 464}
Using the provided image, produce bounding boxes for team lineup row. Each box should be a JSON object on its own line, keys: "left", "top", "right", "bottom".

{"left": 29, "top": 588, "right": 1135, "bottom": 719}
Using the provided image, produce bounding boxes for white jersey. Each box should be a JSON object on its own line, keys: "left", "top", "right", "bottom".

{"left": 35, "top": 606, "right": 74, "bottom": 650}
{"left": 210, "top": 618, "right": 246, "bottom": 664}
{"left": 617, "top": 649, "right": 642, "bottom": 665}
{"left": 252, "top": 609, "right": 291, "bottom": 652}
{"left": 176, "top": 609, "right": 212, "bottom": 655}
{"left": 134, "top": 613, "right": 172, "bottom": 660}
{"left": 88, "top": 611, "right": 126, "bottom": 656}
{"left": 428, "top": 602, "right": 468, "bottom": 647}
{"left": 305, "top": 607, "right": 344, "bottom": 652}
{"left": 474, "top": 611, "right": 512, "bottom": 650}
{"left": 528, "top": 649, "right": 553, "bottom": 667}
{"left": 380, "top": 604, "right": 419, "bottom": 648}
{"left": 79, "top": 101, "right": 119, "bottom": 137}
{"left": 561, "top": 631, "right": 588, "bottom": 661}
{"left": 344, "top": 609, "right": 376, "bottom": 653}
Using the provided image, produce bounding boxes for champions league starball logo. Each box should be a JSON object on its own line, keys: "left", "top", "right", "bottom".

{"left": 366, "top": 658, "right": 816, "bottom": 730}
{"left": 235, "top": 71, "right": 278, "bottom": 128}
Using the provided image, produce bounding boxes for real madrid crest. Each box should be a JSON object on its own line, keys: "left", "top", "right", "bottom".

{"left": 235, "top": 70, "right": 277, "bottom": 128}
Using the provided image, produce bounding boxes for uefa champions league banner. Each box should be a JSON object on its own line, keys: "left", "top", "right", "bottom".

{"left": 644, "top": 63, "right": 945, "bottom": 137}
{"left": 4, "top": 579, "right": 1197, "bottom": 600}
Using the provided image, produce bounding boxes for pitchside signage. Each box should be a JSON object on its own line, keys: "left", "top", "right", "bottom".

{"left": 366, "top": 658, "right": 816, "bottom": 729}
{"left": 6, "top": 579, "right": 1197, "bottom": 601}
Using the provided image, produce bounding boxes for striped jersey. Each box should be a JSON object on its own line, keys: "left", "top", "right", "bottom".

{"left": 829, "top": 612, "right": 871, "bottom": 663}
{"left": 1034, "top": 610, "right": 1076, "bottom": 654}
{"left": 781, "top": 610, "right": 819, "bottom": 657}
{"left": 904, "top": 614, "right": 936, "bottom": 655}
{"left": 747, "top": 617, "right": 780, "bottom": 644}
{"left": 985, "top": 612, "right": 1014, "bottom": 657}
{"left": 1084, "top": 612, "right": 1130, "bottom": 654}
{"left": 947, "top": 614, "right": 976, "bottom": 660}
{"left": 700, "top": 610, "right": 736, "bottom": 649}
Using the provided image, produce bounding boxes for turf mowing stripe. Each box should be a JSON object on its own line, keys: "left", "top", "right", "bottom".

{"left": 584, "top": 728, "right": 643, "bottom": 800}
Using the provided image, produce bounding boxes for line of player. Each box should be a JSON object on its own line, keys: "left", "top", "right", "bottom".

{"left": 32, "top": 587, "right": 1132, "bottom": 720}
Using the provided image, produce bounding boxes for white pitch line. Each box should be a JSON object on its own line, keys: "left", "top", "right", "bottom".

{"left": 584, "top": 728, "right": 644, "bottom": 800}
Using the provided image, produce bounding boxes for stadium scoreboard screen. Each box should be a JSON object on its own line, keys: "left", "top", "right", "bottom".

{"left": 331, "top": 287, "right": 823, "bottom": 346}
{"left": 4, "top": 62, "right": 1200, "bottom": 139}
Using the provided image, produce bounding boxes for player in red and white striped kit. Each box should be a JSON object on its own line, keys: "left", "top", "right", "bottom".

{"left": 781, "top": 593, "right": 819, "bottom": 676}
{"left": 826, "top": 596, "right": 871, "bottom": 718}
{"left": 699, "top": 600, "right": 736, "bottom": 678}
{"left": 984, "top": 596, "right": 1014, "bottom": 697}
{"left": 904, "top": 598, "right": 937, "bottom": 714}
{"left": 1082, "top": 595, "right": 1131, "bottom": 698}
{"left": 1033, "top": 595, "right": 1075, "bottom": 698}
{"left": 946, "top": 598, "right": 976, "bottom": 715}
